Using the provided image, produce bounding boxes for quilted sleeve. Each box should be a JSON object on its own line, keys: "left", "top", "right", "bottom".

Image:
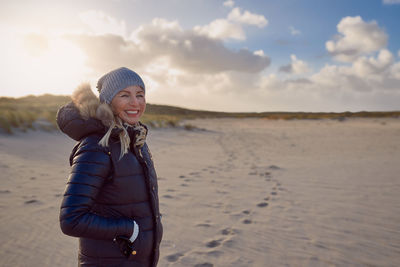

{"left": 59, "top": 139, "right": 134, "bottom": 240}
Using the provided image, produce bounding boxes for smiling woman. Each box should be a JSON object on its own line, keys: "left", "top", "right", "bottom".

{"left": 56, "top": 67, "right": 163, "bottom": 266}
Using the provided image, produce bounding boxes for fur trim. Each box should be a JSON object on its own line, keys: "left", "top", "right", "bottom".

{"left": 71, "top": 83, "right": 114, "bottom": 127}
{"left": 96, "top": 103, "right": 114, "bottom": 127}
{"left": 72, "top": 83, "right": 99, "bottom": 120}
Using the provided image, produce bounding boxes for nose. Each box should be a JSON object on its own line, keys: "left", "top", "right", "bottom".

{"left": 129, "top": 95, "right": 139, "bottom": 106}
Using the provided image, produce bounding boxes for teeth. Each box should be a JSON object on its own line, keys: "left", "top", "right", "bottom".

{"left": 126, "top": 111, "right": 138, "bottom": 114}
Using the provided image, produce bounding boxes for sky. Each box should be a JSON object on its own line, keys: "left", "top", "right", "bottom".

{"left": 1, "top": 0, "right": 400, "bottom": 112}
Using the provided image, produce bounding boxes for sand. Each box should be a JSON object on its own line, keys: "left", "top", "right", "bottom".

{"left": 0, "top": 118, "right": 399, "bottom": 266}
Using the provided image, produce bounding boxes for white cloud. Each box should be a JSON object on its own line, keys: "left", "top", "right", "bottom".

{"left": 312, "top": 49, "right": 399, "bottom": 92}
{"left": 289, "top": 26, "right": 301, "bottom": 36}
{"left": 382, "top": 0, "right": 400, "bottom": 4}
{"left": 279, "top": 54, "right": 311, "bottom": 74}
{"left": 79, "top": 10, "right": 127, "bottom": 37}
{"left": 193, "top": 19, "right": 245, "bottom": 40}
{"left": 326, "top": 16, "right": 388, "bottom": 62}
{"left": 223, "top": 0, "right": 235, "bottom": 8}
{"left": 227, "top": 7, "right": 268, "bottom": 28}
{"left": 391, "top": 62, "right": 400, "bottom": 79}
{"left": 253, "top": 50, "right": 265, "bottom": 57}
{"left": 352, "top": 49, "right": 393, "bottom": 77}
{"left": 194, "top": 6, "right": 268, "bottom": 41}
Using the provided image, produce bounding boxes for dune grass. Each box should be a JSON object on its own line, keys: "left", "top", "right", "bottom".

{"left": 0, "top": 94, "right": 399, "bottom": 134}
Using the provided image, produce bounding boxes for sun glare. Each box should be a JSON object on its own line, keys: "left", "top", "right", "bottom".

{"left": 2, "top": 32, "right": 90, "bottom": 97}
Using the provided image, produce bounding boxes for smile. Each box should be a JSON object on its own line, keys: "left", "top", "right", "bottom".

{"left": 126, "top": 110, "right": 139, "bottom": 115}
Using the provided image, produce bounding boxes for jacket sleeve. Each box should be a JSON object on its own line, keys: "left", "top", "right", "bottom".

{"left": 59, "top": 139, "right": 134, "bottom": 240}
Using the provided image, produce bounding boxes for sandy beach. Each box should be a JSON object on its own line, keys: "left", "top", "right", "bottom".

{"left": 1, "top": 117, "right": 399, "bottom": 267}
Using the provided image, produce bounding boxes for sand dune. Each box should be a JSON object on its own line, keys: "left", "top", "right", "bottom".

{"left": 0, "top": 118, "right": 399, "bottom": 266}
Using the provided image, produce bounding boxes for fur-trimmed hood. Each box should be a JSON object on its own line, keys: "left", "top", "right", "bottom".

{"left": 56, "top": 83, "right": 118, "bottom": 141}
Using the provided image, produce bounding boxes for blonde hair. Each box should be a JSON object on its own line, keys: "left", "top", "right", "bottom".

{"left": 96, "top": 103, "right": 131, "bottom": 160}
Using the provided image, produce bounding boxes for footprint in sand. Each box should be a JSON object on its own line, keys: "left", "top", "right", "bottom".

{"left": 166, "top": 189, "right": 176, "bottom": 192}
{"left": 206, "top": 239, "right": 222, "bottom": 248}
{"left": 271, "top": 191, "right": 277, "bottom": 196}
{"left": 268, "top": 165, "right": 281, "bottom": 170}
{"left": 196, "top": 223, "right": 212, "bottom": 228}
{"left": 165, "top": 252, "right": 184, "bottom": 262}
{"left": 242, "top": 219, "right": 252, "bottom": 224}
{"left": 242, "top": 210, "right": 251, "bottom": 214}
{"left": 179, "top": 175, "right": 185, "bottom": 179}
{"left": 180, "top": 183, "right": 188, "bottom": 187}
{"left": 0, "top": 190, "right": 11, "bottom": 194}
{"left": 221, "top": 227, "right": 239, "bottom": 236}
{"left": 257, "top": 202, "right": 269, "bottom": 207}
{"left": 259, "top": 171, "right": 271, "bottom": 177}
{"left": 163, "top": 194, "right": 174, "bottom": 199}
{"left": 24, "top": 199, "right": 40, "bottom": 204}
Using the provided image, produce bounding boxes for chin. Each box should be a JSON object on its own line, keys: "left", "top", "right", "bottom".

{"left": 123, "top": 117, "right": 140, "bottom": 125}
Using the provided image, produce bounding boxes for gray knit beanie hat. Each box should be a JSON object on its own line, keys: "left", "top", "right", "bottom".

{"left": 96, "top": 67, "right": 145, "bottom": 104}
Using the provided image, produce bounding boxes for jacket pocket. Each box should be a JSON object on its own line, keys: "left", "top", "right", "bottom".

{"left": 129, "top": 229, "right": 154, "bottom": 261}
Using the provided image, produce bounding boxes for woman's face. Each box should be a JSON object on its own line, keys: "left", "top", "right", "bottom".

{"left": 111, "top": 85, "right": 146, "bottom": 125}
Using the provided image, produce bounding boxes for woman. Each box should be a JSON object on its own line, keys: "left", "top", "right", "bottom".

{"left": 57, "top": 67, "right": 162, "bottom": 267}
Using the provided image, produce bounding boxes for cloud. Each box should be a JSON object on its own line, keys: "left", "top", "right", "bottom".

{"left": 67, "top": 18, "right": 270, "bottom": 76}
{"left": 279, "top": 55, "right": 311, "bottom": 74}
{"left": 193, "top": 19, "right": 245, "bottom": 40}
{"left": 312, "top": 49, "right": 399, "bottom": 92}
{"left": 352, "top": 49, "right": 393, "bottom": 77}
{"left": 326, "top": 16, "right": 388, "bottom": 62}
{"left": 227, "top": 7, "right": 268, "bottom": 28}
{"left": 382, "top": 0, "right": 400, "bottom": 4}
{"left": 194, "top": 6, "right": 268, "bottom": 41}
{"left": 289, "top": 26, "right": 301, "bottom": 36}
{"left": 79, "top": 10, "right": 127, "bottom": 37}
{"left": 223, "top": 0, "right": 235, "bottom": 8}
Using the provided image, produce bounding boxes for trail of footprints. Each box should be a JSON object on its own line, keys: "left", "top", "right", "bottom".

{"left": 162, "top": 163, "right": 287, "bottom": 266}
{"left": 165, "top": 226, "right": 240, "bottom": 267}
{"left": 247, "top": 164, "right": 287, "bottom": 215}
{"left": 162, "top": 133, "right": 287, "bottom": 265}
{"left": 162, "top": 165, "right": 225, "bottom": 199}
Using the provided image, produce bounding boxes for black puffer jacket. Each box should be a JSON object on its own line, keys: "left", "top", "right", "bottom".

{"left": 57, "top": 101, "right": 162, "bottom": 267}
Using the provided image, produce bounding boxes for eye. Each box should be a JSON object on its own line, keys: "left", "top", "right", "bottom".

{"left": 137, "top": 94, "right": 145, "bottom": 98}
{"left": 119, "top": 94, "right": 129, "bottom": 97}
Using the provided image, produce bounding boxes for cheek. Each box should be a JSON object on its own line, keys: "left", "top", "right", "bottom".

{"left": 140, "top": 100, "right": 146, "bottom": 112}
{"left": 111, "top": 99, "right": 125, "bottom": 114}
